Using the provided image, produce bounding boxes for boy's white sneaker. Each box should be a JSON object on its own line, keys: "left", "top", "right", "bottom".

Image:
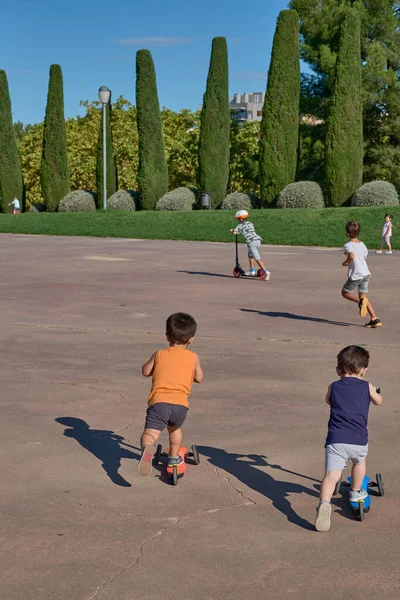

{"left": 245, "top": 270, "right": 257, "bottom": 276}
{"left": 385, "top": 251, "right": 392, "bottom": 254}
{"left": 315, "top": 500, "right": 331, "bottom": 532}
{"left": 375, "top": 250, "right": 382, "bottom": 254}
{"left": 349, "top": 489, "right": 368, "bottom": 502}
{"left": 264, "top": 270, "right": 271, "bottom": 281}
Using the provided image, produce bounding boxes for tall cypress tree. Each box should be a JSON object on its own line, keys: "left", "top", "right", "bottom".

{"left": 0, "top": 70, "right": 24, "bottom": 212}
{"left": 41, "top": 64, "right": 70, "bottom": 211}
{"left": 136, "top": 50, "right": 168, "bottom": 210}
{"left": 96, "top": 98, "right": 118, "bottom": 208}
{"left": 259, "top": 10, "right": 300, "bottom": 207}
{"left": 325, "top": 8, "right": 363, "bottom": 206}
{"left": 198, "top": 37, "right": 230, "bottom": 209}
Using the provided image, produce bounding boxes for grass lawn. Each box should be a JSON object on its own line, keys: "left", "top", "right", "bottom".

{"left": 0, "top": 206, "right": 398, "bottom": 249}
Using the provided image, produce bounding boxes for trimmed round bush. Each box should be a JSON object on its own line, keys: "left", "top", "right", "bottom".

{"left": 220, "top": 192, "right": 260, "bottom": 210}
{"left": 108, "top": 190, "right": 138, "bottom": 211}
{"left": 29, "top": 202, "right": 47, "bottom": 213}
{"left": 155, "top": 187, "right": 196, "bottom": 211}
{"left": 58, "top": 190, "right": 96, "bottom": 212}
{"left": 351, "top": 181, "right": 399, "bottom": 207}
{"left": 276, "top": 181, "right": 325, "bottom": 208}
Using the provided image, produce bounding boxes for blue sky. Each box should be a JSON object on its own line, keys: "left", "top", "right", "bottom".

{"left": 2, "top": 0, "right": 305, "bottom": 125}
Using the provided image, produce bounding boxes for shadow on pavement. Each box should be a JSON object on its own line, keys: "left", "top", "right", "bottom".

{"left": 241, "top": 308, "right": 357, "bottom": 327}
{"left": 55, "top": 417, "right": 140, "bottom": 487}
{"left": 200, "top": 446, "right": 319, "bottom": 531}
{"left": 177, "top": 270, "right": 233, "bottom": 279}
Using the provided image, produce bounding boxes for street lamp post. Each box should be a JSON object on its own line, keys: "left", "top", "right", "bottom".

{"left": 98, "top": 86, "right": 111, "bottom": 210}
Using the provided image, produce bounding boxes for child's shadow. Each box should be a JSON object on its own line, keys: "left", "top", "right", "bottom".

{"left": 56, "top": 417, "right": 141, "bottom": 487}
{"left": 200, "top": 446, "right": 319, "bottom": 530}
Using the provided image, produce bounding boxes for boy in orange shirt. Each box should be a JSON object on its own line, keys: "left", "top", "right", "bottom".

{"left": 138, "top": 312, "right": 204, "bottom": 477}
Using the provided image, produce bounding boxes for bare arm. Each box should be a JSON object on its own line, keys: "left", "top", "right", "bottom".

{"left": 325, "top": 383, "right": 332, "bottom": 405}
{"left": 369, "top": 382, "right": 383, "bottom": 406}
{"left": 142, "top": 353, "right": 156, "bottom": 377}
{"left": 194, "top": 354, "right": 204, "bottom": 383}
{"left": 342, "top": 251, "right": 354, "bottom": 267}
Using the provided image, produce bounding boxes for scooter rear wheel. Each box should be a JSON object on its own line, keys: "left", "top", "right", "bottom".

{"left": 154, "top": 444, "right": 162, "bottom": 466}
{"left": 257, "top": 268, "right": 263, "bottom": 277}
{"left": 191, "top": 445, "right": 200, "bottom": 465}
{"left": 376, "top": 473, "right": 384, "bottom": 496}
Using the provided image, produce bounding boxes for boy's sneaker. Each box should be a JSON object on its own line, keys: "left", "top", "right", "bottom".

{"left": 375, "top": 250, "right": 383, "bottom": 254}
{"left": 245, "top": 269, "right": 257, "bottom": 276}
{"left": 138, "top": 444, "right": 156, "bottom": 477}
{"left": 263, "top": 270, "right": 271, "bottom": 281}
{"left": 168, "top": 455, "right": 184, "bottom": 468}
{"left": 365, "top": 318, "right": 382, "bottom": 328}
{"left": 349, "top": 489, "right": 368, "bottom": 502}
{"left": 358, "top": 297, "right": 368, "bottom": 318}
{"left": 315, "top": 500, "right": 331, "bottom": 532}
{"left": 385, "top": 251, "right": 392, "bottom": 254}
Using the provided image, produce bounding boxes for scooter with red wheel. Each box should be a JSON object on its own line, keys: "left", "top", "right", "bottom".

{"left": 232, "top": 235, "right": 265, "bottom": 280}
{"left": 153, "top": 444, "right": 200, "bottom": 485}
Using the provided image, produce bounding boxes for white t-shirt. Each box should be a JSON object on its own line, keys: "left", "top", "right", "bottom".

{"left": 344, "top": 241, "right": 370, "bottom": 280}
{"left": 11, "top": 199, "right": 20, "bottom": 209}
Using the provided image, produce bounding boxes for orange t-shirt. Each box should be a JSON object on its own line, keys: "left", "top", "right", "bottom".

{"left": 148, "top": 346, "right": 196, "bottom": 408}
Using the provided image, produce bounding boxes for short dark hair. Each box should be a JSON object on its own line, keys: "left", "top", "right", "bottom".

{"left": 166, "top": 312, "right": 197, "bottom": 344}
{"left": 345, "top": 220, "right": 361, "bottom": 238}
{"left": 337, "top": 345, "right": 369, "bottom": 375}
{"left": 385, "top": 213, "right": 393, "bottom": 219}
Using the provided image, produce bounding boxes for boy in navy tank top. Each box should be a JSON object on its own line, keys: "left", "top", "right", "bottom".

{"left": 315, "top": 346, "right": 383, "bottom": 532}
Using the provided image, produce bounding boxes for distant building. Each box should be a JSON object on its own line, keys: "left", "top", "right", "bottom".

{"left": 229, "top": 92, "right": 265, "bottom": 122}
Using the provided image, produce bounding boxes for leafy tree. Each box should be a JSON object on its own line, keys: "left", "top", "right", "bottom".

{"left": 41, "top": 64, "right": 70, "bottom": 211}
{"left": 198, "top": 37, "right": 230, "bottom": 208}
{"left": 136, "top": 49, "right": 168, "bottom": 210}
{"left": 259, "top": 9, "right": 300, "bottom": 206}
{"left": 0, "top": 70, "right": 24, "bottom": 212}
{"left": 290, "top": 0, "right": 400, "bottom": 187}
{"left": 229, "top": 120, "right": 260, "bottom": 195}
{"left": 96, "top": 99, "right": 118, "bottom": 208}
{"left": 325, "top": 7, "right": 363, "bottom": 206}
{"left": 14, "top": 121, "right": 33, "bottom": 143}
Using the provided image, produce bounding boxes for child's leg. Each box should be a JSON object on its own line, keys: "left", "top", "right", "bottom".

{"left": 167, "top": 426, "right": 183, "bottom": 457}
{"left": 319, "top": 470, "right": 342, "bottom": 503}
{"left": 350, "top": 459, "right": 367, "bottom": 492}
{"left": 387, "top": 239, "right": 392, "bottom": 252}
{"left": 248, "top": 255, "right": 255, "bottom": 270}
{"left": 140, "top": 428, "right": 161, "bottom": 449}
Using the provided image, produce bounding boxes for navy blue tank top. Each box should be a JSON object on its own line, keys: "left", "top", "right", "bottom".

{"left": 326, "top": 378, "right": 370, "bottom": 446}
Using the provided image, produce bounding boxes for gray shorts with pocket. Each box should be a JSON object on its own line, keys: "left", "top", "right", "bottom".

{"left": 247, "top": 240, "right": 261, "bottom": 260}
{"left": 325, "top": 443, "right": 368, "bottom": 472}
{"left": 342, "top": 275, "right": 370, "bottom": 294}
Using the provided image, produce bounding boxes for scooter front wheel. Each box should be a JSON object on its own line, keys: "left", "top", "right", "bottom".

{"left": 358, "top": 501, "right": 364, "bottom": 521}
{"left": 233, "top": 268, "right": 241, "bottom": 278}
{"left": 172, "top": 466, "right": 179, "bottom": 486}
{"left": 376, "top": 473, "right": 384, "bottom": 496}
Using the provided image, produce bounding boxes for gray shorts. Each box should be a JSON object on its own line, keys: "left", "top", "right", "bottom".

{"left": 145, "top": 402, "right": 188, "bottom": 432}
{"left": 325, "top": 443, "right": 368, "bottom": 472}
{"left": 247, "top": 240, "right": 261, "bottom": 260}
{"left": 342, "top": 275, "right": 370, "bottom": 294}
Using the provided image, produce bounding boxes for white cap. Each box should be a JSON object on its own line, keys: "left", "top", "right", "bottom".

{"left": 234, "top": 210, "right": 249, "bottom": 219}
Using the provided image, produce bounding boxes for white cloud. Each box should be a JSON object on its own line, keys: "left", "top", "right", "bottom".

{"left": 113, "top": 37, "right": 195, "bottom": 47}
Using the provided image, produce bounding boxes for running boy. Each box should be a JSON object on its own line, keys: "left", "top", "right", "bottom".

{"left": 341, "top": 220, "right": 382, "bottom": 328}
{"left": 376, "top": 213, "right": 393, "bottom": 255}
{"left": 138, "top": 312, "right": 204, "bottom": 477}
{"left": 315, "top": 345, "right": 383, "bottom": 532}
{"left": 230, "top": 210, "right": 271, "bottom": 280}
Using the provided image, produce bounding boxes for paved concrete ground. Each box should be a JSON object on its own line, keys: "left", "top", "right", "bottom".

{"left": 1, "top": 234, "right": 399, "bottom": 600}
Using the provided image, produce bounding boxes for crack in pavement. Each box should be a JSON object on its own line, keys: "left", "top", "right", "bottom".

{"left": 207, "top": 461, "right": 256, "bottom": 506}
{"left": 85, "top": 500, "right": 254, "bottom": 600}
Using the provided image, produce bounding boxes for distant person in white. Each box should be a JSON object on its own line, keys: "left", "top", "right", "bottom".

{"left": 341, "top": 220, "right": 382, "bottom": 328}
{"left": 8, "top": 196, "right": 20, "bottom": 214}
